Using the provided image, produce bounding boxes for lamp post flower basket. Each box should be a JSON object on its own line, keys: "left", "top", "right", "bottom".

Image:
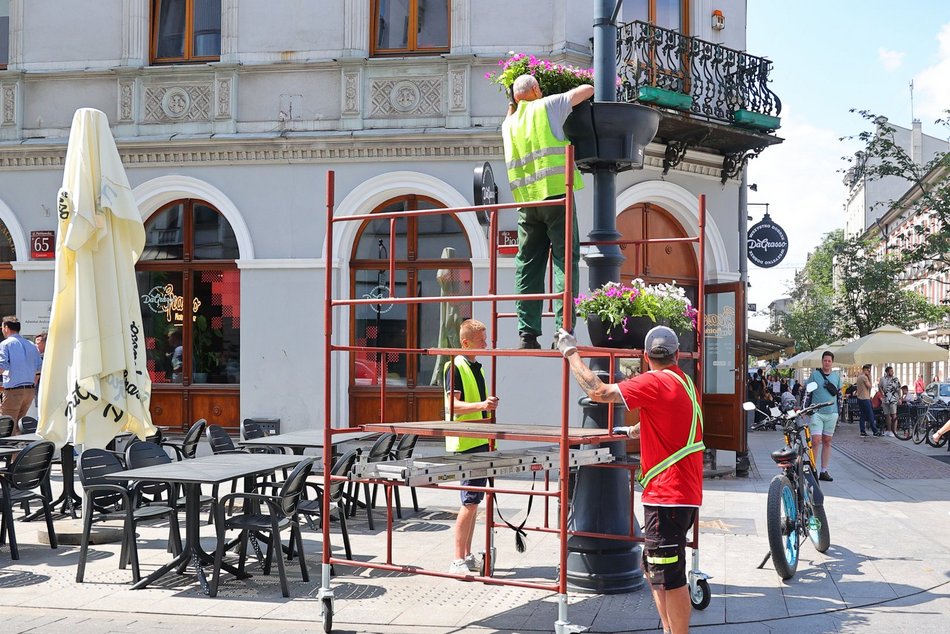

{"left": 486, "top": 52, "right": 660, "bottom": 173}
{"left": 575, "top": 280, "right": 699, "bottom": 350}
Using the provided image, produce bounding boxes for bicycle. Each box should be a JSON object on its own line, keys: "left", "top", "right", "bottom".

{"left": 744, "top": 382, "right": 831, "bottom": 580}
{"left": 924, "top": 402, "right": 950, "bottom": 448}
{"left": 911, "top": 396, "right": 936, "bottom": 445}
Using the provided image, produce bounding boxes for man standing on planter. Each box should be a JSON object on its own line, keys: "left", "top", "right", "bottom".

{"left": 502, "top": 74, "right": 593, "bottom": 349}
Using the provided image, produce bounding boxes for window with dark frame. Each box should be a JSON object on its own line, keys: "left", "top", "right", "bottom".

{"left": 151, "top": 0, "right": 221, "bottom": 64}
{"left": 371, "top": 0, "right": 450, "bottom": 56}
{"left": 0, "top": 0, "right": 10, "bottom": 69}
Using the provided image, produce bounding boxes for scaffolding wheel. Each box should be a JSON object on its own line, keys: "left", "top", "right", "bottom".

{"left": 479, "top": 546, "right": 496, "bottom": 577}
{"left": 689, "top": 577, "right": 711, "bottom": 610}
{"left": 321, "top": 596, "right": 334, "bottom": 632}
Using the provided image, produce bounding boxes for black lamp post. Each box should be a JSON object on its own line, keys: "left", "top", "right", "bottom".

{"left": 565, "top": 0, "right": 659, "bottom": 594}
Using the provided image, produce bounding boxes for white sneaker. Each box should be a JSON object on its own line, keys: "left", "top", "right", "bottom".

{"left": 449, "top": 559, "right": 471, "bottom": 575}
{"left": 463, "top": 553, "right": 483, "bottom": 573}
{"left": 885, "top": 431, "right": 895, "bottom": 437}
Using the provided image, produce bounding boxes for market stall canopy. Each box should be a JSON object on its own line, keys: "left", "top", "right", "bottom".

{"left": 834, "top": 324, "right": 949, "bottom": 366}
{"left": 748, "top": 329, "right": 795, "bottom": 360}
{"left": 38, "top": 108, "right": 155, "bottom": 449}
{"left": 794, "top": 339, "right": 850, "bottom": 368}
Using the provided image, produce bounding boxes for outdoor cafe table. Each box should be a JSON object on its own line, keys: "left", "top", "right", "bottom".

{"left": 0, "top": 434, "right": 82, "bottom": 517}
{"left": 239, "top": 430, "right": 372, "bottom": 455}
{"left": 107, "top": 452, "right": 303, "bottom": 593}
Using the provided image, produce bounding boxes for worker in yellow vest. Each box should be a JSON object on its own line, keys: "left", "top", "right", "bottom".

{"left": 443, "top": 319, "right": 497, "bottom": 575}
{"left": 502, "top": 74, "right": 593, "bottom": 350}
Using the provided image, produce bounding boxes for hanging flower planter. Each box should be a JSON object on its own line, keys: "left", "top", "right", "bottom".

{"left": 562, "top": 101, "right": 660, "bottom": 173}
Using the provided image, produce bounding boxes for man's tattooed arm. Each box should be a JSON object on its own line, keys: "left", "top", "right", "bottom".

{"left": 566, "top": 352, "right": 624, "bottom": 403}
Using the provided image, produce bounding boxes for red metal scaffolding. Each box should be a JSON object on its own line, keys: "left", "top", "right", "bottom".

{"left": 318, "top": 146, "right": 707, "bottom": 632}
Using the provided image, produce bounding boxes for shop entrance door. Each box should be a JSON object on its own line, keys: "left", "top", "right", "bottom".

{"left": 702, "top": 282, "right": 745, "bottom": 452}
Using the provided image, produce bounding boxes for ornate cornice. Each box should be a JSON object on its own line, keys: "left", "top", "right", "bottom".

{"left": 0, "top": 132, "right": 505, "bottom": 169}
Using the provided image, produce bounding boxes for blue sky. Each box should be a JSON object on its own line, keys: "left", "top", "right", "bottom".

{"left": 744, "top": 1, "right": 950, "bottom": 330}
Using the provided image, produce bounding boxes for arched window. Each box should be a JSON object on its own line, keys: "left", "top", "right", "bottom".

{"left": 136, "top": 199, "right": 240, "bottom": 387}
{"left": 0, "top": 221, "right": 15, "bottom": 318}
{"left": 350, "top": 195, "right": 472, "bottom": 423}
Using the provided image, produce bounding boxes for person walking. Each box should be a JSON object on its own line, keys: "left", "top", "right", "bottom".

{"left": 855, "top": 364, "right": 880, "bottom": 437}
{"left": 807, "top": 351, "right": 841, "bottom": 482}
{"left": 443, "top": 319, "right": 498, "bottom": 575}
{"left": 0, "top": 316, "right": 43, "bottom": 423}
{"left": 502, "top": 74, "right": 593, "bottom": 349}
{"left": 556, "top": 325, "right": 702, "bottom": 634}
{"left": 878, "top": 366, "right": 901, "bottom": 437}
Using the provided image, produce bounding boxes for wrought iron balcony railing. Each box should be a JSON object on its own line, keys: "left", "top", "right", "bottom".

{"left": 616, "top": 20, "right": 781, "bottom": 130}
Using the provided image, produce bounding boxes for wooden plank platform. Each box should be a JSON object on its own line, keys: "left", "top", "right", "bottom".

{"left": 360, "top": 420, "right": 626, "bottom": 445}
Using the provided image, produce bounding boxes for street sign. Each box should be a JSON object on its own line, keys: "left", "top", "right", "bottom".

{"left": 748, "top": 303, "right": 757, "bottom": 312}
{"left": 747, "top": 214, "right": 788, "bottom": 268}
{"left": 31, "top": 230, "right": 55, "bottom": 259}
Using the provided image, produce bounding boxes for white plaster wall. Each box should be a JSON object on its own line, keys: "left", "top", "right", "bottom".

{"left": 237, "top": 69, "right": 342, "bottom": 126}
{"left": 19, "top": 0, "right": 123, "bottom": 69}
{"left": 233, "top": 0, "right": 345, "bottom": 63}
{"left": 22, "top": 77, "right": 117, "bottom": 132}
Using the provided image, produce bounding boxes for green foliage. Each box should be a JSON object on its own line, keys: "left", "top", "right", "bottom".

{"left": 575, "top": 280, "right": 699, "bottom": 333}
{"left": 486, "top": 52, "right": 595, "bottom": 96}
{"left": 832, "top": 236, "right": 946, "bottom": 336}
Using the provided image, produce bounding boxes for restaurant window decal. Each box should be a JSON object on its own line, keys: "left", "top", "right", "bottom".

{"left": 136, "top": 199, "right": 239, "bottom": 385}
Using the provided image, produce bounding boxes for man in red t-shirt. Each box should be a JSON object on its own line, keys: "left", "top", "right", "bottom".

{"left": 557, "top": 325, "right": 703, "bottom": 634}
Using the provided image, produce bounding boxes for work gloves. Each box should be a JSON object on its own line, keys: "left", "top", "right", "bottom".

{"left": 556, "top": 329, "right": 577, "bottom": 358}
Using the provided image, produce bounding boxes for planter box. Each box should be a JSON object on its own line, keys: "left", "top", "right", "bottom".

{"left": 733, "top": 109, "right": 781, "bottom": 131}
{"left": 563, "top": 101, "right": 660, "bottom": 173}
{"left": 637, "top": 86, "right": 693, "bottom": 111}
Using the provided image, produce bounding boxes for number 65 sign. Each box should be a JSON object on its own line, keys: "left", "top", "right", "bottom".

{"left": 31, "top": 231, "right": 55, "bottom": 259}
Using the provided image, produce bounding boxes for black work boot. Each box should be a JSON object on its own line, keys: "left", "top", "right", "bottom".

{"left": 518, "top": 333, "right": 541, "bottom": 349}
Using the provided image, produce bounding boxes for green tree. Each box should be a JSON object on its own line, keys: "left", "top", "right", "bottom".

{"left": 833, "top": 235, "right": 945, "bottom": 336}
{"left": 772, "top": 230, "right": 843, "bottom": 350}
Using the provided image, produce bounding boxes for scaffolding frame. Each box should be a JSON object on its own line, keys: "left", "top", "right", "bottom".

{"left": 317, "top": 146, "right": 707, "bottom": 633}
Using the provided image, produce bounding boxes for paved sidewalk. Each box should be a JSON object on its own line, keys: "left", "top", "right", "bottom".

{"left": 1, "top": 423, "right": 949, "bottom": 633}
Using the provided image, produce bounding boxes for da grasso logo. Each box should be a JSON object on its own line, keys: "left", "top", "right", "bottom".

{"left": 747, "top": 214, "right": 789, "bottom": 269}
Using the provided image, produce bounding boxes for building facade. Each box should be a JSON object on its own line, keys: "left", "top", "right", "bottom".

{"left": 0, "top": 2, "right": 780, "bottom": 457}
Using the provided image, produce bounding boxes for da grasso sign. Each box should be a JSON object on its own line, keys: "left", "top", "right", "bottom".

{"left": 747, "top": 214, "right": 788, "bottom": 268}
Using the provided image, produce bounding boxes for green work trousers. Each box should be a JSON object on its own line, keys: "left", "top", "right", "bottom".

{"left": 514, "top": 195, "right": 580, "bottom": 336}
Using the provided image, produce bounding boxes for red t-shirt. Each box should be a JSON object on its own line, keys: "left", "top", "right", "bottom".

{"left": 618, "top": 366, "right": 703, "bottom": 507}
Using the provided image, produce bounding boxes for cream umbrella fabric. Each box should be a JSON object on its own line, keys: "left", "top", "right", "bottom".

{"left": 793, "top": 339, "right": 849, "bottom": 369}
{"left": 38, "top": 108, "right": 155, "bottom": 448}
{"left": 834, "top": 324, "right": 949, "bottom": 366}
{"left": 777, "top": 351, "right": 809, "bottom": 369}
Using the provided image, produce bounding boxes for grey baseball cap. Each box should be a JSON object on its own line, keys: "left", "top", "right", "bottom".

{"left": 645, "top": 325, "right": 679, "bottom": 358}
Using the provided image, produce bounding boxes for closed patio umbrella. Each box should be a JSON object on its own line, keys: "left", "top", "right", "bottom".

{"left": 834, "top": 324, "right": 948, "bottom": 366}
{"left": 38, "top": 108, "right": 155, "bottom": 449}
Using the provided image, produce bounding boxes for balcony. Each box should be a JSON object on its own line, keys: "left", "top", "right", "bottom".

{"left": 616, "top": 21, "right": 783, "bottom": 182}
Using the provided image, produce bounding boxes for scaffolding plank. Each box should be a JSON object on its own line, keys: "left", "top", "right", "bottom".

{"left": 360, "top": 420, "right": 625, "bottom": 444}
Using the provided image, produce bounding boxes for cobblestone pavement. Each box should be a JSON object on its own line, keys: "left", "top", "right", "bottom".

{"left": 1, "top": 427, "right": 949, "bottom": 633}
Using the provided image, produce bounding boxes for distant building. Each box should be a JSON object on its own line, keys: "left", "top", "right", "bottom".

{"left": 768, "top": 297, "right": 791, "bottom": 330}
{"left": 843, "top": 118, "right": 946, "bottom": 238}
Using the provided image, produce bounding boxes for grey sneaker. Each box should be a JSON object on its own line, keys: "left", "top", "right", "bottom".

{"left": 449, "top": 559, "right": 471, "bottom": 575}
{"left": 463, "top": 553, "right": 482, "bottom": 573}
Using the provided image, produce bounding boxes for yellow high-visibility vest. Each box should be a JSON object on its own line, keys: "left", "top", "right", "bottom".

{"left": 444, "top": 355, "right": 490, "bottom": 453}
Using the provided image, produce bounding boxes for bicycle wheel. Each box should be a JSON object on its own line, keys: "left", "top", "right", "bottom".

{"left": 912, "top": 417, "right": 929, "bottom": 444}
{"left": 807, "top": 504, "right": 830, "bottom": 553}
{"left": 894, "top": 415, "right": 912, "bottom": 441}
{"left": 925, "top": 421, "right": 948, "bottom": 448}
{"left": 766, "top": 475, "right": 799, "bottom": 580}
